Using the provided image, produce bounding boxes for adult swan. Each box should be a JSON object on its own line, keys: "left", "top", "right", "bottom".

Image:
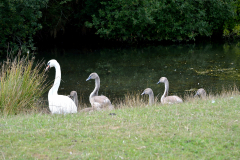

{"left": 45, "top": 59, "right": 77, "bottom": 114}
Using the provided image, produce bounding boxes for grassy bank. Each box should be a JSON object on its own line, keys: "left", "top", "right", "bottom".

{"left": 1, "top": 91, "right": 240, "bottom": 159}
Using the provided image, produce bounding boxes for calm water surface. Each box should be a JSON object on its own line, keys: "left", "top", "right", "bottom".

{"left": 37, "top": 42, "right": 240, "bottom": 105}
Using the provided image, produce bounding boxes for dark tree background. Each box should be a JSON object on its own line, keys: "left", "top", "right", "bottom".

{"left": 0, "top": 0, "right": 240, "bottom": 56}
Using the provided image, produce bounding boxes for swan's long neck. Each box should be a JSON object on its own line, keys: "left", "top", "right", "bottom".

{"left": 161, "top": 80, "right": 169, "bottom": 103}
{"left": 148, "top": 91, "right": 154, "bottom": 105}
{"left": 89, "top": 76, "right": 100, "bottom": 100}
{"left": 48, "top": 62, "right": 61, "bottom": 97}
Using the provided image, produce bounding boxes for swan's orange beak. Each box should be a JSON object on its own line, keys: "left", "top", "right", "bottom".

{"left": 45, "top": 65, "right": 50, "bottom": 72}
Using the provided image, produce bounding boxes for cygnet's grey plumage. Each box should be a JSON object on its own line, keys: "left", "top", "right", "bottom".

{"left": 157, "top": 77, "right": 183, "bottom": 104}
{"left": 86, "top": 72, "right": 114, "bottom": 110}
{"left": 141, "top": 88, "right": 154, "bottom": 105}
{"left": 68, "top": 91, "right": 78, "bottom": 107}
{"left": 194, "top": 88, "right": 206, "bottom": 98}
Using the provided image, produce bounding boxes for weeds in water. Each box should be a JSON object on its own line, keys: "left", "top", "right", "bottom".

{"left": 0, "top": 55, "right": 48, "bottom": 115}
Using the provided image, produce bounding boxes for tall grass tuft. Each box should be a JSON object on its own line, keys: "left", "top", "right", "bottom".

{"left": 0, "top": 56, "right": 48, "bottom": 115}
{"left": 114, "top": 91, "right": 149, "bottom": 108}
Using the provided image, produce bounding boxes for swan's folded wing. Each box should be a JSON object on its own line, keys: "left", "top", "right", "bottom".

{"left": 49, "top": 95, "right": 77, "bottom": 114}
{"left": 92, "top": 96, "right": 111, "bottom": 104}
{"left": 164, "top": 96, "right": 183, "bottom": 104}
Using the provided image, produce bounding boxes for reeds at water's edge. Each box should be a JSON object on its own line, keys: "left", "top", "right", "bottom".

{"left": 0, "top": 55, "right": 49, "bottom": 115}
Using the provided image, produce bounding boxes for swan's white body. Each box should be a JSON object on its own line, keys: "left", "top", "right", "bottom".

{"left": 157, "top": 77, "right": 183, "bottom": 104}
{"left": 86, "top": 73, "right": 114, "bottom": 110}
{"left": 46, "top": 60, "right": 77, "bottom": 114}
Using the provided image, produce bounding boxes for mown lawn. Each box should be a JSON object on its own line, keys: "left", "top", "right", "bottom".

{"left": 1, "top": 94, "right": 240, "bottom": 159}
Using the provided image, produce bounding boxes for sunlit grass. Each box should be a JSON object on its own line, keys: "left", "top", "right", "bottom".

{"left": 0, "top": 55, "right": 48, "bottom": 115}
{"left": 1, "top": 85, "right": 240, "bottom": 159}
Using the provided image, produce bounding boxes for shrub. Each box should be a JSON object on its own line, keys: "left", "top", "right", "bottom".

{"left": 223, "top": 0, "right": 240, "bottom": 39}
{"left": 0, "top": 54, "right": 48, "bottom": 115}
{"left": 86, "top": 0, "right": 236, "bottom": 42}
{"left": 0, "top": 0, "right": 48, "bottom": 56}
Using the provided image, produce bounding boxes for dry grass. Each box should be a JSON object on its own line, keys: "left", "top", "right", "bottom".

{"left": 183, "top": 85, "right": 240, "bottom": 103}
{"left": 0, "top": 55, "right": 48, "bottom": 115}
{"left": 113, "top": 91, "right": 148, "bottom": 109}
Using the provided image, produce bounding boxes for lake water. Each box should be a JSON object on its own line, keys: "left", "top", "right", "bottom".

{"left": 37, "top": 42, "right": 240, "bottom": 105}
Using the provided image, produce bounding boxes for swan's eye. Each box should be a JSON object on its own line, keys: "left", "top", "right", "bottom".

{"left": 47, "top": 62, "right": 50, "bottom": 66}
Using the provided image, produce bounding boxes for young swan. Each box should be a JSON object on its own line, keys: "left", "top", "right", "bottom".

{"left": 45, "top": 59, "right": 77, "bottom": 114}
{"left": 68, "top": 91, "right": 79, "bottom": 108}
{"left": 157, "top": 77, "right": 183, "bottom": 104}
{"left": 141, "top": 88, "right": 154, "bottom": 105}
{"left": 86, "top": 72, "right": 114, "bottom": 110}
{"left": 194, "top": 88, "right": 206, "bottom": 98}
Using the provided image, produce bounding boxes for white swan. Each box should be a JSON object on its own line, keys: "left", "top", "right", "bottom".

{"left": 157, "top": 77, "right": 183, "bottom": 104}
{"left": 86, "top": 72, "right": 114, "bottom": 110}
{"left": 194, "top": 88, "right": 206, "bottom": 98}
{"left": 45, "top": 59, "right": 77, "bottom": 114}
{"left": 141, "top": 88, "right": 154, "bottom": 105}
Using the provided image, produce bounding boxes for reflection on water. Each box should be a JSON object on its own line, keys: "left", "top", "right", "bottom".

{"left": 37, "top": 42, "right": 240, "bottom": 105}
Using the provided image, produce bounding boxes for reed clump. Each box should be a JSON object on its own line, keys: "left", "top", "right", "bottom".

{"left": 183, "top": 85, "right": 240, "bottom": 103}
{"left": 114, "top": 91, "right": 153, "bottom": 108}
{"left": 0, "top": 56, "right": 48, "bottom": 115}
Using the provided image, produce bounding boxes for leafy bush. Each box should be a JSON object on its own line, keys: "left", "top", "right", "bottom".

{"left": 0, "top": 0, "right": 48, "bottom": 56}
{"left": 0, "top": 55, "right": 48, "bottom": 115}
{"left": 86, "top": 0, "right": 236, "bottom": 42}
{"left": 223, "top": 0, "right": 240, "bottom": 39}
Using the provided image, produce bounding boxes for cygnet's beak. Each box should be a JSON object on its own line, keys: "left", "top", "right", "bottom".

{"left": 86, "top": 76, "right": 91, "bottom": 81}
{"left": 141, "top": 91, "right": 145, "bottom": 95}
{"left": 194, "top": 93, "right": 199, "bottom": 97}
{"left": 157, "top": 81, "right": 161, "bottom": 84}
{"left": 45, "top": 65, "right": 50, "bottom": 72}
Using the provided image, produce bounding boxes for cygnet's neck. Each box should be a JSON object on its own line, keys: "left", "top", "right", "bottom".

{"left": 161, "top": 80, "right": 169, "bottom": 103}
{"left": 73, "top": 94, "right": 78, "bottom": 107}
{"left": 148, "top": 91, "right": 154, "bottom": 105}
{"left": 89, "top": 76, "right": 100, "bottom": 100}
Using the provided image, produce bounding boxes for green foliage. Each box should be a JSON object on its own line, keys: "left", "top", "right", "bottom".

{"left": 0, "top": 0, "right": 48, "bottom": 56}
{"left": 0, "top": 55, "right": 48, "bottom": 115}
{"left": 39, "top": 0, "right": 75, "bottom": 39}
{"left": 38, "top": 0, "right": 102, "bottom": 39}
{"left": 86, "top": 0, "right": 235, "bottom": 42}
{"left": 0, "top": 0, "right": 237, "bottom": 49}
{"left": 223, "top": 0, "right": 240, "bottom": 39}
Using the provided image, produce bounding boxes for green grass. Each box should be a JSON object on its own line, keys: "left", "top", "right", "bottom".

{"left": 1, "top": 92, "right": 240, "bottom": 159}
